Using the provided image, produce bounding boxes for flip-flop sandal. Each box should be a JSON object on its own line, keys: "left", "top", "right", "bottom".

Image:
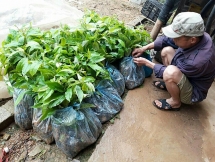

{"left": 152, "top": 81, "right": 167, "bottom": 91}
{"left": 153, "top": 99, "right": 180, "bottom": 111}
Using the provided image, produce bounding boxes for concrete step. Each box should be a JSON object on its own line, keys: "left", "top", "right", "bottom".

{"left": 0, "top": 99, "right": 14, "bottom": 131}
{"left": 0, "top": 81, "right": 12, "bottom": 99}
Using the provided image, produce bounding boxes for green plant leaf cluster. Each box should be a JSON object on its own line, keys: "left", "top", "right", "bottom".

{"left": 0, "top": 10, "right": 151, "bottom": 119}
{"left": 80, "top": 10, "right": 151, "bottom": 62}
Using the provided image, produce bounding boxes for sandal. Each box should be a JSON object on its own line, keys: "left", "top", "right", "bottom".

{"left": 152, "top": 81, "right": 167, "bottom": 91}
{"left": 153, "top": 99, "right": 180, "bottom": 111}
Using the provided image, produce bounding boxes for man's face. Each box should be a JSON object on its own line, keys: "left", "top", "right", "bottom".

{"left": 173, "top": 36, "right": 193, "bottom": 49}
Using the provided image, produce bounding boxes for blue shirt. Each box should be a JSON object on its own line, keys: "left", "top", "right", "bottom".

{"left": 153, "top": 33, "right": 215, "bottom": 102}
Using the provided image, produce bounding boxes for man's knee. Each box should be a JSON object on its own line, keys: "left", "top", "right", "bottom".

{"left": 161, "top": 46, "right": 175, "bottom": 57}
{"left": 163, "top": 65, "right": 183, "bottom": 82}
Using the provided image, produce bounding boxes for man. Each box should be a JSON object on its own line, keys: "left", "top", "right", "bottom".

{"left": 132, "top": 12, "right": 215, "bottom": 111}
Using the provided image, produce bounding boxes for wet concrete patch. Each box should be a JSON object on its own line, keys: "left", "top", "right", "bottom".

{"left": 89, "top": 76, "right": 215, "bottom": 162}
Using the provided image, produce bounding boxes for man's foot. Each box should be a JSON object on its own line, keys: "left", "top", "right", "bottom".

{"left": 153, "top": 99, "right": 180, "bottom": 111}
{"left": 152, "top": 81, "right": 167, "bottom": 91}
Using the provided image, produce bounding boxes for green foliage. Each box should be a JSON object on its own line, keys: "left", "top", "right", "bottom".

{"left": 0, "top": 10, "right": 151, "bottom": 119}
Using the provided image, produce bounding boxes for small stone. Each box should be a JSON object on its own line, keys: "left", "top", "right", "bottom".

{"left": 27, "top": 141, "right": 34, "bottom": 146}
{"left": 72, "top": 159, "right": 80, "bottom": 162}
{"left": 3, "top": 133, "right": 10, "bottom": 141}
{"left": 3, "top": 147, "right": 9, "bottom": 153}
{"left": 1, "top": 141, "right": 5, "bottom": 145}
{"left": 28, "top": 145, "right": 43, "bottom": 157}
{"left": 31, "top": 135, "right": 42, "bottom": 142}
{"left": 44, "top": 145, "right": 51, "bottom": 151}
{"left": 18, "top": 150, "right": 28, "bottom": 161}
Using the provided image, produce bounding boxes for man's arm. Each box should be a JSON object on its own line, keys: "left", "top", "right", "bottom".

{"left": 133, "top": 57, "right": 155, "bottom": 69}
{"left": 154, "top": 35, "right": 178, "bottom": 51}
{"left": 132, "top": 42, "right": 155, "bottom": 57}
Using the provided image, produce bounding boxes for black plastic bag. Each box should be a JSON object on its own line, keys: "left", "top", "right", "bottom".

{"left": 13, "top": 88, "right": 34, "bottom": 130}
{"left": 51, "top": 106, "right": 102, "bottom": 158}
{"left": 32, "top": 108, "right": 54, "bottom": 144}
{"left": 106, "top": 64, "right": 125, "bottom": 96}
{"left": 119, "top": 56, "right": 145, "bottom": 89}
{"left": 85, "top": 80, "right": 124, "bottom": 123}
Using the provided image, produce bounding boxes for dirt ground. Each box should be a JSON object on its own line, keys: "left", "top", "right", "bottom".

{"left": 0, "top": 0, "right": 150, "bottom": 162}
{"left": 66, "top": 0, "right": 143, "bottom": 23}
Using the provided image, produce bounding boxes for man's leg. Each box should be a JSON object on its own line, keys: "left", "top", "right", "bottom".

{"left": 154, "top": 46, "right": 175, "bottom": 89}
{"left": 154, "top": 65, "right": 182, "bottom": 109}
{"left": 160, "top": 46, "right": 175, "bottom": 66}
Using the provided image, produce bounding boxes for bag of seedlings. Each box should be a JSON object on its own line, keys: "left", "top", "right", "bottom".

{"left": 119, "top": 56, "right": 145, "bottom": 90}
{"left": 140, "top": 52, "right": 153, "bottom": 78}
{"left": 51, "top": 105, "right": 102, "bottom": 158}
{"left": 106, "top": 64, "right": 125, "bottom": 96}
{"left": 13, "top": 88, "right": 34, "bottom": 130}
{"left": 84, "top": 79, "right": 124, "bottom": 123}
{"left": 32, "top": 108, "right": 54, "bottom": 144}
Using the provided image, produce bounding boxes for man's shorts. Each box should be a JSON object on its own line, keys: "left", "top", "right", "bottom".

{"left": 177, "top": 74, "right": 193, "bottom": 105}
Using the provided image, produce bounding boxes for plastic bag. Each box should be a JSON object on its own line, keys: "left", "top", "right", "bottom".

{"left": 32, "top": 108, "right": 54, "bottom": 144}
{"left": 13, "top": 88, "right": 34, "bottom": 130}
{"left": 0, "top": 0, "right": 83, "bottom": 44}
{"left": 141, "top": 52, "right": 153, "bottom": 78}
{"left": 119, "top": 56, "right": 145, "bottom": 89}
{"left": 84, "top": 80, "right": 124, "bottom": 123}
{"left": 106, "top": 64, "right": 125, "bottom": 96}
{"left": 51, "top": 106, "right": 102, "bottom": 158}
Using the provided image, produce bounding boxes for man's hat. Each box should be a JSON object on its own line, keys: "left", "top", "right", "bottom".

{"left": 162, "top": 12, "right": 205, "bottom": 38}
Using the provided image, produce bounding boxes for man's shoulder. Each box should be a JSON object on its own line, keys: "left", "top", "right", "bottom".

{"left": 200, "top": 32, "right": 214, "bottom": 49}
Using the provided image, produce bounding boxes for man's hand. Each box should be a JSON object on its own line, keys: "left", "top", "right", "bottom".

{"left": 133, "top": 57, "right": 155, "bottom": 69}
{"left": 132, "top": 46, "right": 147, "bottom": 57}
{"left": 133, "top": 57, "right": 147, "bottom": 66}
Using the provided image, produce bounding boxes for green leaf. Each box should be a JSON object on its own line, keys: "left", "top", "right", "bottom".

{"left": 22, "top": 58, "right": 31, "bottom": 76}
{"left": 82, "top": 82, "right": 95, "bottom": 92}
{"left": 82, "top": 76, "right": 95, "bottom": 82}
{"left": 34, "top": 85, "right": 49, "bottom": 92}
{"left": 75, "top": 85, "right": 84, "bottom": 103}
{"left": 29, "top": 61, "right": 42, "bottom": 76}
{"left": 40, "top": 107, "right": 56, "bottom": 120}
{"left": 92, "top": 42, "right": 100, "bottom": 50}
{"left": 16, "top": 58, "right": 28, "bottom": 72}
{"left": 90, "top": 52, "right": 105, "bottom": 63}
{"left": 60, "top": 37, "right": 66, "bottom": 46}
{"left": 65, "top": 88, "right": 73, "bottom": 102}
{"left": 26, "top": 41, "right": 42, "bottom": 53}
{"left": 43, "top": 89, "right": 55, "bottom": 101}
{"left": 39, "top": 69, "right": 55, "bottom": 80}
{"left": 42, "top": 92, "right": 63, "bottom": 106}
{"left": 88, "top": 63, "right": 104, "bottom": 73}
{"left": 48, "top": 95, "right": 65, "bottom": 108}
{"left": 109, "top": 27, "right": 121, "bottom": 33}
{"left": 14, "top": 90, "right": 27, "bottom": 106}
{"left": 8, "top": 51, "right": 23, "bottom": 65}
{"left": 18, "top": 36, "right": 25, "bottom": 46}
{"left": 4, "top": 41, "right": 19, "bottom": 48}
{"left": 32, "top": 103, "right": 43, "bottom": 109}
{"left": 117, "top": 39, "right": 125, "bottom": 48}
{"left": 82, "top": 40, "right": 89, "bottom": 47}
{"left": 80, "top": 103, "right": 96, "bottom": 109}
{"left": 46, "top": 81, "right": 64, "bottom": 92}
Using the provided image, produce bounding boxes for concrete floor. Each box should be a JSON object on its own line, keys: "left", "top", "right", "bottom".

{"left": 88, "top": 74, "right": 215, "bottom": 162}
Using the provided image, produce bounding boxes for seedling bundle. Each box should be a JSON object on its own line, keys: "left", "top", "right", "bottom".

{"left": 0, "top": 10, "right": 151, "bottom": 158}
{"left": 0, "top": 10, "right": 151, "bottom": 119}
